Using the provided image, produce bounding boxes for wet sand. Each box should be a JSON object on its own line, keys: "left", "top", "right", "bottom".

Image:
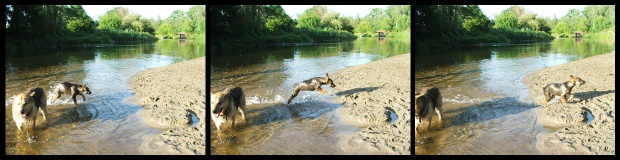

{"left": 525, "top": 51, "right": 615, "bottom": 154}
{"left": 331, "top": 53, "right": 411, "bottom": 154}
{"left": 129, "top": 57, "right": 206, "bottom": 155}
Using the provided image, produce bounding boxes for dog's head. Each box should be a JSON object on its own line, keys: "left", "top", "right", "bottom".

{"left": 79, "top": 84, "right": 92, "bottom": 95}
{"left": 12, "top": 92, "right": 36, "bottom": 118}
{"left": 570, "top": 75, "right": 585, "bottom": 86}
{"left": 325, "top": 73, "right": 335, "bottom": 88}
{"left": 210, "top": 88, "right": 231, "bottom": 118}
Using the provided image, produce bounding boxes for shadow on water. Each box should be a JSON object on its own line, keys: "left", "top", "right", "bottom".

{"left": 243, "top": 101, "right": 341, "bottom": 127}
{"left": 40, "top": 104, "right": 94, "bottom": 130}
{"left": 443, "top": 97, "right": 537, "bottom": 127}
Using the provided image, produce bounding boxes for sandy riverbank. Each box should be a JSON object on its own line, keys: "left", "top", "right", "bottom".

{"left": 129, "top": 57, "right": 206, "bottom": 155}
{"left": 525, "top": 51, "right": 615, "bottom": 155}
{"left": 331, "top": 53, "right": 411, "bottom": 154}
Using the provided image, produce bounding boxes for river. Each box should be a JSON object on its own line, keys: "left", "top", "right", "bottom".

{"left": 5, "top": 39, "right": 205, "bottom": 154}
{"left": 210, "top": 37, "right": 410, "bottom": 154}
{"left": 414, "top": 38, "right": 615, "bottom": 154}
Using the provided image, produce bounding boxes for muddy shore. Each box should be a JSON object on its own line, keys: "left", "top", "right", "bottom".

{"left": 331, "top": 53, "right": 411, "bottom": 154}
{"left": 525, "top": 51, "right": 615, "bottom": 155}
{"left": 129, "top": 57, "right": 206, "bottom": 155}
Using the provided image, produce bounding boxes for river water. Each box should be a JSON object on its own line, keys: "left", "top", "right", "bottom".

{"left": 5, "top": 39, "right": 205, "bottom": 154}
{"left": 414, "top": 38, "right": 615, "bottom": 154}
{"left": 210, "top": 37, "right": 410, "bottom": 154}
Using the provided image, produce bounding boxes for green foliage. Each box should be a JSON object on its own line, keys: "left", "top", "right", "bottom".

{"left": 552, "top": 22, "right": 570, "bottom": 36}
{"left": 65, "top": 5, "right": 95, "bottom": 33}
{"left": 98, "top": 11, "right": 122, "bottom": 30}
{"left": 415, "top": 5, "right": 555, "bottom": 51}
{"left": 494, "top": 11, "right": 518, "bottom": 29}
{"left": 297, "top": 10, "right": 321, "bottom": 28}
{"left": 5, "top": 5, "right": 204, "bottom": 51}
{"left": 354, "top": 21, "right": 373, "bottom": 35}
{"left": 211, "top": 5, "right": 358, "bottom": 51}
{"left": 549, "top": 5, "right": 615, "bottom": 36}
{"left": 462, "top": 6, "right": 491, "bottom": 32}
{"left": 264, "top": 5, "right": 294, "bottom": 32}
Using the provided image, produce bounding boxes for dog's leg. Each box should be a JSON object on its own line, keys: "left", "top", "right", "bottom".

{"left": 51, "top": 92, "right": 62, "bottom": 104}
{"left": 437, "top": 92, "right": 443, "bottom": 124}
{"left": 542, "top": 89, "right": 551, "bottom": 108}
{"left": 287, "top": 87, "right": 301, "bottom": 104}
{"left": 427, "top": 112, "right": 433, "bottom": 131}
{"left": 239, "top": 92, "right": 247, "bottom": 122}
{"left": 32, "top": 116, "right": 37, "bottom": 132}
{"left": 560, "top": 93, "right": 568, "bottom": 103}
{"left": 317, "top": 87, "right": 332, "bottom": 96}
{"left": 568, "top": 94, "right": 574, "bottom": 102}
{"left": 435, "top": 107, "right": 443, "bottom": 126}
{"left": 80, "top": 93, "right": 86, "bottom": 102}
{"left": 414, "top": 118, "right": 419, "bottom": 135}
{"left": 238, "top": 106, "right": 247, "bottom": 123}
{"left": 16, "top": 121, "right": 22, "bottom": 132}
{"left": 40, "top": 107, "right": 48, "bottom": 122}
{"left": 72, "top": 94, "right": 78, "bottom": 105}
{"left": 231, "top": 114, "right": 236, "bottom": 129}
{"left": 215, "top": 121, "right": 221, "bottom": 130}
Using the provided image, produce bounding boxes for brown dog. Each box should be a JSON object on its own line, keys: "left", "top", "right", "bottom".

{"left": 50, "top": 82, "right": 92, "bottom": 105}
{"left": 287, "top": 73, "right": 336, "bottom": 104}
{"left": 12, "top": 87, "right": 48, "bottom": 132}
{"left": 415, "top": 87, "right": 443, "bottom": 135}
{"left": 541, "top": 75, "right": 586, "bottom": 108}
{"left": 210, "top": 86, "right": 247, "bottom": 130}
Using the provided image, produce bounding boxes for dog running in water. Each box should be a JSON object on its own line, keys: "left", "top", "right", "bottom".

{"left": 541, "top": 75, "right": 586, "bottom": 108}
{"left": 50, "top": 82, "right": 92, "bottom": 105}
{"left": 210, "top": 86, "right": 247, "bottom": 130}
{"left": 12, "top": 87, "right": 48, "bottom": 132}
{"left": 287, "top": 73, "right": 336, "bottom": 104}
{"left": 415, "top": 87, "right": 443, "bottom": 135}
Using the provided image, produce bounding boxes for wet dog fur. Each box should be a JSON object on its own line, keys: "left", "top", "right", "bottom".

{"left": 50, "top": 82, "right": 92, "bottom": 105}
{"left": 12, "top": 87, "right": 48, "bottom": 132}
{"left": 541, "top": 75, "right": 586, "bottom": 108}
{"left": 415, "top": 87, "right": 443, "bottom": 135}
{"left": 287, "top": 73, "right": 336, "bottom": 104}
{"left": 210, "top": 86, "right": 247, "bottom": 130}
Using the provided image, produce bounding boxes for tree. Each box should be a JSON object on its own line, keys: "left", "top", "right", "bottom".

{"left": 552, "top": 21, "right": 569, "bottom": 35}
{"left": 354, "top": 21, "right": 373, "bottom": 34}
{"left": 494, "top": 10, "right": 518, "bottom": 29}
{"left": 461, "top": 5, "right": 490, "bottom": 32}
{"left": 64, "top": 5, "right": 95, "bottom": 33}
{"left": 297, "top": 10, "right": 320, "bottom": 28}
{"left": 157, "top": 22, "right": 173, "bottom": 35}
{"left": 97, "top": 11, "right": 121, "bottom": 30}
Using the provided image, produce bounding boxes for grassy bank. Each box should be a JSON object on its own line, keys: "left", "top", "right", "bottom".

{"left": 212, "top": 27, "right": 356, "bottom": 51}
{"left": 415, "top": 28, "right": 554, "bottom": 51}
{"left": 6, "top": 29, "right": 158, "bottom": 53}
